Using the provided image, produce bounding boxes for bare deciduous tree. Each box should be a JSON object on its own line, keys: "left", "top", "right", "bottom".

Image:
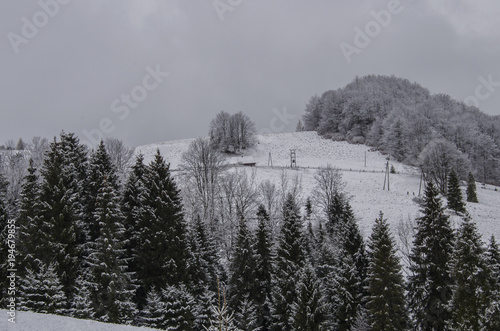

{"left": 312, "top": 165, "right": 346, "bottom": 215}
{"left": 418, "top": 139, "right": 470, "bottom": 193}
{"left": 209, "top": 111, "right": 256, "bottom": 153}
{"left": 27, "top": 136, "right": 49, "bottom": 169}
{"left": 180, "top": 138, "right": 226, "bottom": 226}
{"left": 104, "top": 137, "right": 135, "bottom": 178}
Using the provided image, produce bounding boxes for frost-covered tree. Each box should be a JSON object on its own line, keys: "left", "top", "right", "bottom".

{"left": 85, "top": 140, "right": 118, "bottom": 243}
{"left": 189, "top": 214, "right": 224, "bottom": 296}
{"left": 139, "top": 289, "right": 165, "bottom": 329}
{"left": 366, "top": 212, "right": 408, "bottom": 331}
{"left": 448, "top": 217, "right": 491, "bottom": 330}
{"left": 302, "top": 94, "right": 323, "bottom": 131}
{"left": 329, "top": 251, "right": 361, "bottom": 331}
{"left": 253, "top": 205, "right": 274, "bottom": 329}
{"left": 419, "top": 139, "right": 470, "bottom": 194}
{"left": 38, "top": 132, "right": 88, "bottom": 301}
{"left": 104, "top": 137, "right": 134, "bottom": 178}
{"left": 136, "top": 150, "right": 191, "bottom": 307}
{"left": 121, "top": 154, "right": 146, "bottom": 299}
{"left": 19, "top": 262, "right": 67, "bottom": 315}
{"left": 180, "top": 138, "right": 226, "bottom": 225}
{"left": 228, "top": 216, "right": 257, "bottom": 313}
{"left": 160, "top": 285, "right": 197, "bottom": 331}
{"left": 271, "top": 193, "right": 305, "bottom": 330}
{"left": 209, "top": 111, "right": 256, "bottom": 152}
{"left": 0, "top": 175, "right": 10, "bottom": 307}
{"left": 291, "top": 263, "right": 330, "bottom": 330}
{"left": 483, "top": 236, "right": 500, "bottom": 330}
{"left": 447, "top": 169, "right": 466, "bottom": 214}
{"left": 71, "top": 274, "right": 95, "bottom": 319}
{"left": 466, "top": 172, "right": 479, "bottom": 203}
{"left": 407, "top": 181, "right": 454, "bottom": 330}
{"left": 87, "top": 177, "right": 136, "bottom": 324}
{"left": 234, "top": 295, "right": 260, "bottom": 331}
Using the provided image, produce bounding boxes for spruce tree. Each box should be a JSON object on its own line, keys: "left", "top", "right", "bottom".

{"left": 234, "top": 295, "right": 260, "bottom": 331}
{"left": 0, "top": 175, "right": 11, "bottom": 308}
{"left": 229, "top": 215, "right": 257, "bottom": 321}
{"left": 38, "top": 133, "right": 88, "bottom": 301}
{"left": 19, "top": 262, "right": 67, "bottom": 315}
{"left": 121, "top": 153, "right": 146, "bottom": 303}
{"left": 408, "top": 181, "right": 454, "bottom": 330}
{"left": 466, "top": 172, "right": 479, "bottom": 203}
{"left": 271, "top": 193, "right": 305, "bottom": 330}
{"left": 484, "top": 236, "right": 500, "bottom": 330}
{"left": 161, "top": 285, "right": 197, "bottom": 331}
{"left": 330, "top": 251, "right": 361, "bottom": 331}
{"left": 447, "top": 169, "right": 466, "bottom": 214}
{"left": 253, "top": 205, "right": 274, "bottom": 329}
{"left": 448, "top": 217, "right": 491, "bottom": 330}
{"left": 17, "top": 160, "right": 45, "bottom": 277}
{"left": 189, "top": 214, "right": 223, "bottom": 295}
{"left": 140, "top": 288, "right": 166, "bottom": 329}
{"left": 136, "top": 150, "right": 191, "bottom": 308}
{"left": 85, "top": 140, "right": 119, "bottom": 242}
{"left": 291, "top": 263, "right": 329, "bottom": 330}
{"left": 366, "top": 212, "right": 408, "bottom": 331}
{"left": 71, "top": 273, "right": 95, "bottom": 319}
{"left": 87, "top": 177, "right": 136, "bottom": 324}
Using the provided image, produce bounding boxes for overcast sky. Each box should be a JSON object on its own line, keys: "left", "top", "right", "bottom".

{"left": 1, "top": 0, "right": 499, "bottom": 148}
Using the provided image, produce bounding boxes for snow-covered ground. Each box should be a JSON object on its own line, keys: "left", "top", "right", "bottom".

{"left": 136, "top": 131, "right": 500, "bottom": 242}
{"left": 0, "top": 310, "right": 158, "bottom": 331}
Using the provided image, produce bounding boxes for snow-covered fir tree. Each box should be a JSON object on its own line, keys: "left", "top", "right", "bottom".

{"left": 329, "top": 251, "right": 361, "bottom": 331}
{"left": 121, "top": 153, "right": 146, "bottom": 300}
{"left": 291, "top": 262, "right": 330, "bottom": 330}
{"left": 234, "top": 294, "right": 261, "bottom": 331}
{"left": 408, "top": 181, "right": 454, "bottom": 330}
{"left": 366, "top": 212, "right": 408, "bottom": 331}
{"left": 160, "top": 284, "right": 197, "bottom": 330}
{"left": 0, "top": 174, "right": 10, "bottom": 307}
{"left": 189, "top": 214, "right": 224, "bottom": 296}
{"left": 38, "top": 132, "right": 88, "bottom": 302}
{"left": 85, "top": 140, "right": 119, "bottom": 243}
{"left": 136, "top": 149, "right": 192, "bottom": 307}
{"left": 484, "top": 235, "right": 500, "bottom": 330}
{"left": 271, "top": 193, "right": 305, "bottom": 330}
{"left": 86, "top": 177, "right": 136, "bottom": 324}
{"left": 447, "top": 169, "right": 466, "bottom": 214}
{"left": 19, "top": 262, "right": 66, "bottom": 315}
{"left": 466, "top": 172, "right": 479, "bottom": 203}
{"left": 229, "top": 215, "right": 258, "bottom": 322}
{"left": 16, "top": 160, "right": 45, "bottom": 277}
{"left": 70, "top": 273, "right": 95, "bottom": 320}
{"left": 253, "top": 205, "right": 274, "bottom": 329}
{"left": 139, "top": 288, "right": 166, "bottom": 329}
{"left": 448, "top": 217, "right": 491, "bottom": 330}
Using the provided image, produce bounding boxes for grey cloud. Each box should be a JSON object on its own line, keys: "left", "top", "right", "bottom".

{"left": 1, "top": 0, "right": 499, "bottom": 147}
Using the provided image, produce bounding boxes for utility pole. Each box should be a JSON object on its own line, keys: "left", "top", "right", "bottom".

{"left": 290, "top": 149, "right": 297, "bottom": 168}
{"left": 383, "top": 157, "right": 390, "bottom": 191}
{"left": 364, "top": 151, "right": 367, "bottom": 167}
{"left": 268, "top": 152, "right": 273, "bottom": 167}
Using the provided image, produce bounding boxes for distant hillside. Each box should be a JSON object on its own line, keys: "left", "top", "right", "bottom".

{"left": 302, "top": 75, "right": 500, "bottom": 184}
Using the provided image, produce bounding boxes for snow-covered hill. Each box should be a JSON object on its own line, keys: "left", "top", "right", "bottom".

{"left": 135, "top": 131, "right": 500, "bottom": 242}
{"left": 0, "top": 310, "right": 158, "bottom": 331}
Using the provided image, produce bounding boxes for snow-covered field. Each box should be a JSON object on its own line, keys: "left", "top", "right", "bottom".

{"left": 136, "top": 131, "right": 500, "bottom": 242}
{"left": 0, "top": 310, "right": 158, "bottom": 331}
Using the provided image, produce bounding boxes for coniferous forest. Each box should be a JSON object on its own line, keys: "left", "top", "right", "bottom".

{"left": 1, "top": 128, "right": 500, "bottom": 330}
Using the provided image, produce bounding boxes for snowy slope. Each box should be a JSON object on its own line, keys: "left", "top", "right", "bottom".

{"left": 0, "top": 310, "right": 159, "bottom": 331}
{"left": 135, "top": 131, "right": 500, "bottom": 242}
